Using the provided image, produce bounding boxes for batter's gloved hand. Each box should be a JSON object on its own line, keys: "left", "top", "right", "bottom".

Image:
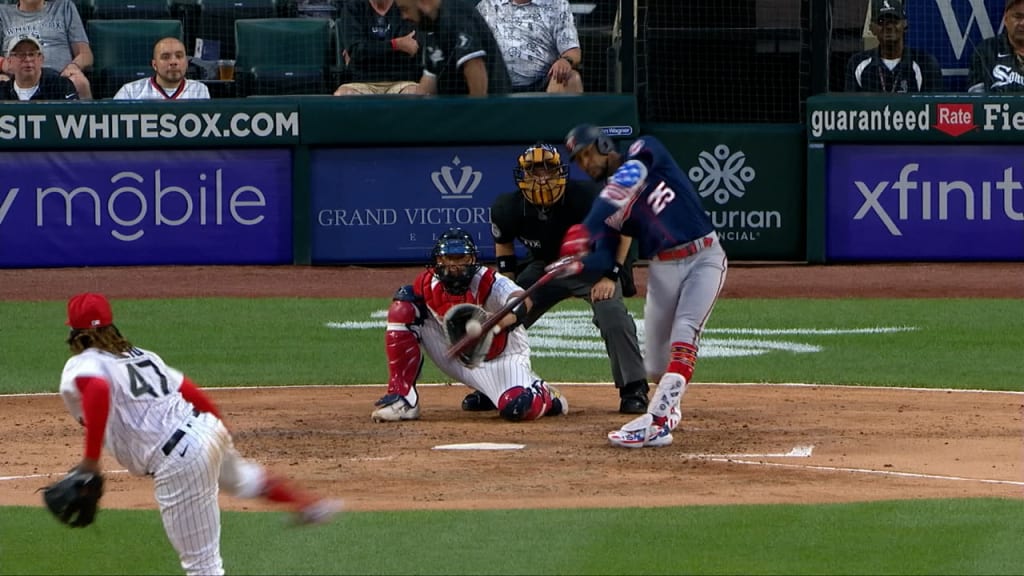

{"left": 559, "top": 224, "right": 591, "bottom": 258}
{"left": 40, "top": 467, "right": 104, "bottom": 527}
{"left": 444, "top": 303, "right": 496, "bottom": 369}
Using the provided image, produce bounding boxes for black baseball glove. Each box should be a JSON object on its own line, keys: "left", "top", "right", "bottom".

{"left": 40, "top": 468, "right": 104, "bottom": 527}
{"left": 443, "top": 303, "right": 494, "bottom": 369}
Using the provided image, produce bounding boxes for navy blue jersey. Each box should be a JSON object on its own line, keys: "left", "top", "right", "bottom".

{"left": 583, "top": 136, "right": 714, "bottom": 261}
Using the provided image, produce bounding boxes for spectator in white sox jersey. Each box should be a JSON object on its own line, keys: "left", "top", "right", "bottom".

{"left": 477, "top": 0, "right": 583, "bottom": 94}
{"left": 0, "top": 0, "right": 93, "bottom": 99}
{"left": 967, "top": 0, "right": 1024, "bottom": 93}
{"left": 114, "top": 37, "right": 211, "bottom": 100}
{"left": 59, "top": 293, "right": 341, "bottom": 576}
{"left": 844, "top": 0, "right": 942, "bottom": 93}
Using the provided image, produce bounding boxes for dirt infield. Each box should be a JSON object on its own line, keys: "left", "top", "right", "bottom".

{"left": 1, "top": 263, "right": 1022, "bottom": 512}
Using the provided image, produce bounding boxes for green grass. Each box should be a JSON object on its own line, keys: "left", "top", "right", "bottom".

{"left": 3, "top": 499, "right": 1023, "bottom": 575}
{"left": 1, "top": 298, "right": 1022, "bottom": 393}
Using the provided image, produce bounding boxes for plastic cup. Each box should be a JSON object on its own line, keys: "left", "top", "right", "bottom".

{"left": 218, "top": 59, "right": 235, "bottom": 81}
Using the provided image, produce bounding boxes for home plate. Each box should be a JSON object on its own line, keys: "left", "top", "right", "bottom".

{"left": 432, "top": 442, "right": 526, "bottom": 451}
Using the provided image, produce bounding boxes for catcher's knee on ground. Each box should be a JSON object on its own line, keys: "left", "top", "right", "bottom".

{"left": 497, "top": 381, "right": 567, "bottom": 421}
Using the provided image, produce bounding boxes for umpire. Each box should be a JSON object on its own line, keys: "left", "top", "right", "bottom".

{"left": 462, "top": 143, "right": 649, "bottom": 414}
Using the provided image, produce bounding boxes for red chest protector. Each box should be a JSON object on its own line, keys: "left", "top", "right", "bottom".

{"left": 415, "top": 269, "right": 509, "bottom": 361}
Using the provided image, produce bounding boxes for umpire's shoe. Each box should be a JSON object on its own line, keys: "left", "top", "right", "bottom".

{"left": 618, "top": 380, "right": 649, "bottom": 414}
{"left": 461, "top": 390, "right": 496, "bottom": 411}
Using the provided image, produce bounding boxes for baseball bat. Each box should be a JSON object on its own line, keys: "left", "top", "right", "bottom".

{"left": 444, "top": 256, "right": 580, "bottom": 361}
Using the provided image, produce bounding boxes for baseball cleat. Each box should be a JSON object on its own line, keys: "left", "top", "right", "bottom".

{"left": 546, "top": 384, "right": 569, "bottom": 417}
{"left": 371, "top": 394, "right": 420, "bottom": 422}
{"left": 293, "top": 498, "right": 343, "bottom": 526}
{"left": 607, "top": 408, "right": 680, "bottom": 448}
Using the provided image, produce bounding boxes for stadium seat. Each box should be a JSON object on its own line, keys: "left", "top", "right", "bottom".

{"left": 194, "top": 0, "right": 278, "bottom": 61}
{"left": 87, "top": 19, "right": 184, "bottom": 98}
{"left": 90, "top": 0, "right": 172, "bottom": 19}
{"left": 234, "top": 17, "right": 331, "bottom": 96}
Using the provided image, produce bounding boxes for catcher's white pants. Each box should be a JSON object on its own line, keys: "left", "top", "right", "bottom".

{"left": 150, "top": 411, "right": 266, "bottom": 576}
{"left": 418, "top": 318, "right": 544, "bottom": 409}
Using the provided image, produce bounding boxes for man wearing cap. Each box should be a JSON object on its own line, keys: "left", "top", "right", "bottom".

{"left": 0, "top": 0, "right": 93, "bottom": 98}
{"left": 0, "top": 35, "right": 78, "bottom": 100}
{"left": 558, "top": 124, "right": 728, "bottom": 448}
{"left": 113, "top": 37, "right": 210, "bottom": 100}
{"left": 58, "top": 292, "right": 341, "bottom": 574}
{"left": 844, "top": 0, "right": 942, "bottom": 93}
{"left": 967, "top": 0, "right": 1024, "bottom": 93}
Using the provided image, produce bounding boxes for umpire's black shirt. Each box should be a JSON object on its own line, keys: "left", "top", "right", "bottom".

{"left": 490, "top": 180, "right": 601, "bottom": 265}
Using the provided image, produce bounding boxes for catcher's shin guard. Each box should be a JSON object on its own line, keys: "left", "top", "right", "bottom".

{"left": 385, "top": 299, "right": 424, "bottom": 397}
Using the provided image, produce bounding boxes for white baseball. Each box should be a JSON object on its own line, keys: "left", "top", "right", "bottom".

{"left": 466, "top": 319, "right": 483, "bottom": 338}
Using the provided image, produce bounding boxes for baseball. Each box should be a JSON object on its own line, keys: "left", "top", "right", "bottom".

{"left": 466, "top": 319, "right": 483, "bottom": 338}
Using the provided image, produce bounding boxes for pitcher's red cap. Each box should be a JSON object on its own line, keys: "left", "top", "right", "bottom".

{"left": 67, "top": 293, "right": 113, "bottom": 329}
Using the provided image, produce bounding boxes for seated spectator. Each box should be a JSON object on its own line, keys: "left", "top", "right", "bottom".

{"left": 844, "top": 0, "right": 942, "bottom": 93}
{"left": 477, "top": 0, "right": 583, "bottom": 94}
{"left": 334, "top": 0, "right": 422, "bottom": 96}
{"left": 0, "top": 0, "right": 93, "bottom": 99}
{"left": 0, "top": 35, "right": 78, "bottom": 100}
{"left": 394, "top": 0, "right": 511, "bottom": 96}
{"left": 968, "top": 0, "right": 1024, "bottom": 93}
{"left": 113, "top": 37, "right": 210, "bottom": 100}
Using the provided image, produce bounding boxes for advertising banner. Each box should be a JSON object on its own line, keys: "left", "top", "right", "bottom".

{"left": 0, "top": 149, "right": 293, "bottom": 267}
{"left": 646, "top": 124, "right": 805, "bottom": 260}
{"left": 311, "top": 146, "right": 588, "bottom": 264}
{"left": 826, "top": 144, "right": 1024, "bottom": 261}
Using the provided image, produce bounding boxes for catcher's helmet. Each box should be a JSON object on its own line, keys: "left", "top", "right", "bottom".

{"left": 514, "top": 143, "right": 568, "bottom": 208}
{"left": 431, "top": 228, "right": 480, "bottom": 295}
{"left": 564, "top": 124, "right": 615, "bottom": 159}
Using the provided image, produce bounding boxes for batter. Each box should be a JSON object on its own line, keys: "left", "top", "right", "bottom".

{"left": 562, "top": 125, "right": 728, "bottom": 448}
{"left": 58, "top": 293, "right": 341, "bottom": 575}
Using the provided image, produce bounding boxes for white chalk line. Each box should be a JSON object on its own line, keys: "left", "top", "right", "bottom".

{"left": 686, "top": 445, "right": 816, "bottom": 459}
{"left": 698, "top": 458, "right": 1024, "bottom": 487}
{"left": 0, "top": 469, "right": 130, "bottom": 482}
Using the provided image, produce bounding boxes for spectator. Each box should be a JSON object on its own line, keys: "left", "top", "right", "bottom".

{"left": 844, "top": 0, "right": 942, "bottom": 93}
{"left": 477, "top": 0, "right": 583, "bottom": 94}
{"left": 968, "top": 0, "right": 1024, "bottom": 93}
{"left": 334, "top": 0, "right": 422, "bottom": 96}
{"left": 113, "top": 37, "right": 210, "bottom": 100}
{"left": 0, "top": 35, "right": 78, "bottom": 100}
{"left": 0, "top": 0, "right": 93, "bottom": 99}
{"left": 466, "top": 143, "right": 649, "bottom": 415}
{"left": 393, "top": 0, "right": 511, "bottom": 96}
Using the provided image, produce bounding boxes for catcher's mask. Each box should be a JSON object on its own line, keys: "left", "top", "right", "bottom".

{"left": 514, "top": 143, "right": 568, "bottom": 208}
{"left": 431, "top": 228, "right": 480, "bottom": 295}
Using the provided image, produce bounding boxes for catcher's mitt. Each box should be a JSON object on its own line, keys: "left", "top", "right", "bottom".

{"left": 444, "top": 303, "right": 494, "bottom": 369}
{"left": 40, "top": 468, "right": 104, "bottom": 527}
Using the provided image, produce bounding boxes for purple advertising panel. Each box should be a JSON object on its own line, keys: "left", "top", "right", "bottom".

{"left": 310, "top": 146, "right": 587, "bottom": 264}
{"left": 827, "top": 145, "right": 1024, "bottom": 261}
{"left": 0, "top": 149, "right": 292, "bottom": 268}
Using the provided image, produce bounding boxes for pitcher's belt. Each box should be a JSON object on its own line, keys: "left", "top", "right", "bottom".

{"left": 161, "top": 408, "right": 201, "bottom": 456}
{"left": 654, "top": 232, "right": 717, "bottom": 261}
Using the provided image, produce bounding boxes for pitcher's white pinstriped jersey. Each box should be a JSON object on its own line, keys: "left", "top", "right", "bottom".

{"left": 60, "top": 347, "right": 197, "bottom": 476}
{"left": 113, "top": 77, "right": 211, "bottom": 100}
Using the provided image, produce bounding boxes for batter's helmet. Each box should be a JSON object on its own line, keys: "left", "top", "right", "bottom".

{"left": 431, "top": 228, "right": 480, "bottom": 295}
{"left": 565, "top": 124, "right": 615, "bottom": 159}
{"left": 514, "top": 143, "right": 568, "bottom": 208}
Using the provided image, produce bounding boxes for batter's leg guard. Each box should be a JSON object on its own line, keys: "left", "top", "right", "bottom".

{"left": 373, "top": 294, "right": 424, "bottom": 422}
{"left": 497, "top": 381, "right": 554, "bottom": 422}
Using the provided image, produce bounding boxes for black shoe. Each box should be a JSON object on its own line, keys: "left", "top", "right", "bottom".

{"left": 619, "top": 395, "right": 648, "bottom": 414}
{"left": 461, "top": 390, "right": 496, "bottom": 411}
{"left": 618, "top": 380, "right": 649, "bottom": 414}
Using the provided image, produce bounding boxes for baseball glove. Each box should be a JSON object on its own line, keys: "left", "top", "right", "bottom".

{"left": 40, "top": 468, "right": 104, "bottom": 527}
{"left": 443, "top": 303, "right": 493, "bottom": 369}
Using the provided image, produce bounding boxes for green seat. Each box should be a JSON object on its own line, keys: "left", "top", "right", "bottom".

{"left": 234, "top": 18, "right": 331, "bottom": 96}
{"left": 87, "top": 19, "right": 184, "bottom": 98}
{"left": 90, "top": 0, "right": 171, "bottom": 19}
{"left": 196, "top": 0, "right": 278, "bottom": 60}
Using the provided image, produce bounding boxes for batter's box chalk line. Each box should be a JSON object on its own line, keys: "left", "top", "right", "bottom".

{"left": 685, "top": 445, "right": 815, "bottom": 459}
{"left": 432, "top": 442, "right": 526, "bottom": 451}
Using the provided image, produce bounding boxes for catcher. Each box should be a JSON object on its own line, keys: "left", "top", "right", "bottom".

{"left": 49, "top": 292, "right": 341, "bottom": 575}
{"left": 371, "top": 227, "right": 568, "bottom": 422}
